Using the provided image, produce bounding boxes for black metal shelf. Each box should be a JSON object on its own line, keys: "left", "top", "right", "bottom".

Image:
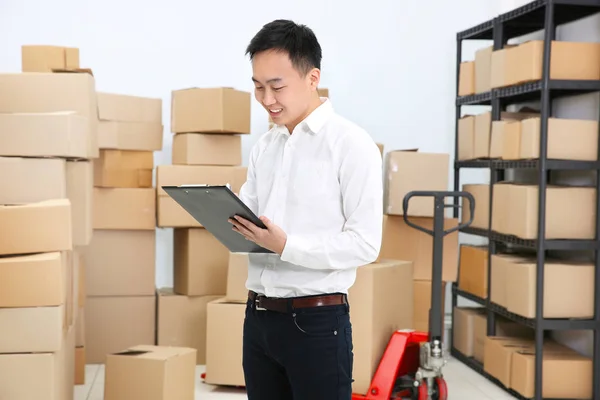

{"left": 457, "top": 20, "right": 494, "bottom": 40}
{"left": 453, "top": 286, "right": 486, "bottom": 306}
{"left": 456, "top": 92, "right": 491, "bottom": 106}
{"left": 495, "top": 80, "right": 600, "bottom": 104}
{"left": 459, "top": 226, "right": 600, "bottom": 250}
{"left": 456, "top": 159, "right": 600, "bottom": 170}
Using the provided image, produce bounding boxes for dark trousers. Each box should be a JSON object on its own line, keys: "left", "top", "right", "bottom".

{"left": 242, "top": 299, "right": 354, "bottom": 400}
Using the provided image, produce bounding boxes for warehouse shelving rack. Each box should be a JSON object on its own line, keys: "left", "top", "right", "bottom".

{"left": 450, "top": 1, "right": 600, "bottom": 399}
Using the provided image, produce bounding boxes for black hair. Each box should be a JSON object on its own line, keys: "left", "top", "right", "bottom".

{"left": 245, "top": 19, "right": 322, "bottom": 75}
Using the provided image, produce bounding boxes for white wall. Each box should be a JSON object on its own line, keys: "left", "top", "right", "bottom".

{"left": 0, "top": 0, "right": 502, "bottom": 287}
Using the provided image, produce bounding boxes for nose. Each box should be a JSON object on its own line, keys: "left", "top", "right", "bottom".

{"left": 262, "top": 90, "right": 276, "bottom": 106}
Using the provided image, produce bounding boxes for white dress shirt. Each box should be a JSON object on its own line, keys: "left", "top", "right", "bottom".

{"left": 238, "top": 98, "right": 383, "bottom": 298}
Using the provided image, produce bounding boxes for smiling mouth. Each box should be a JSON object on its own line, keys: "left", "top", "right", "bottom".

{"left": 269, "top": 108, "right": 283, "bottom": 116}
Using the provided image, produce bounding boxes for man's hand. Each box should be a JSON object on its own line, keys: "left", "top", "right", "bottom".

{"left": 229, "top": 215, "right": 287, "bottom": 254}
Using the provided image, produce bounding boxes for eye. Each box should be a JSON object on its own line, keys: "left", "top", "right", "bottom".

{"left": 255, "top": 86, "right": 264, "bottom": 91}
{"left": 273, "top": 86, "right": 285, "bottom": 92}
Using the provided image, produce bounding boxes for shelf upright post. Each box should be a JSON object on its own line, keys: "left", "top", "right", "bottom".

{"left": 594, "top": 43, "right": 600, "bottom": 400}
{"left": 534, "top": 3, "right": 556, "bottom": 399}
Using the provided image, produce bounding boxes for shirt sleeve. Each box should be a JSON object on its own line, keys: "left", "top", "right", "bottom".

{"left": 280, "top": 134, "right": 383, "bottom": 270}
{"left": 238, "top": 144, "right": 259, "bottom": 215}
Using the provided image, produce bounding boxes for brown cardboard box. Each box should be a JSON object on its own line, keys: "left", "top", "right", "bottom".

{"left": 0, "top": 199, "right": 72, "bottom": 256}
{"left": 384, "top": 150, "right": 450, "bottom": 217}
{"left": 0, "top": 252, "right": 66, "bottom": 307}
{"left": 490, "top": 182, "right": 512, "bottom": 234}
{"left": 226, "top": 253, "right": 249, "bottom": 303}
{"left": 472, "top": 312, "right": 487, "bottom": 362}
{"left": 458, "top": 245, "right": 488, "bottom": 299}
{"left": 490, "top": 253, "right": 528, "bottom": 307}
{"left": 461, "top": 183, "right": 489, "bottom": 230}
{"left": 75, "top": 347, "right": 85, "bottom": 385}
{"left": 475, "top": 46, "right": 493, "bottom": 93}
{"left": 458, "top": 61, "right": 475, "bottom": 96}
{"left": 490, "top": 121, "right": 518, "bottom": 158}
{"left": 473, "top": 315, "right": 534, "bottom": 363}
{"left": 484, "top": 336, "right": 535, "bottom": 387}
{"left": 0, "top": 305, "right": 64, "bottom": 353}
{"left": 378, "top": 215, "right": 459, "bottom": 282}
{"left": 504, "top": 183, "right": 596, "bottom": 239}
{"left": 473, "top": 112, "right": 491, "bottom": 159}
{"left": 156, "top": 288, "right": 221, "bottom": 364}
{"left": 205, "top": 299, "right": 246, "bottom": 387}
{"left": 511, "top": 346, "right": 592, "bottom": 399}
{"left": 520, "top": 117, "right": 598, "bottom": 161}
{"left": 348, "top": 260, "right": 414, "bottom": 395}
{"left": 85, "top": 295, "right": 156, "bottom": 364}
{"left": 453, "top": 307, "right": 486, "bottom": 357}
{"left": 94, "top": 149, "right": 154, "bottom": 188}
{"left": 490, "top": 46, "right": 517, "bottom": 88}
{"left": 0, "top": 156, "right": 66, "bottom": 204}
{"left": 97, "top": 92, "right": 162, "bottom": 124}
{"left": 156, "top": 165, "right": 246, "bottom": 227}
{"left": 76, "top": 308, "right": 85, "bottom": 347}
{"left": 21, "top": 45, "right": 79, "bottom": 72}
{"left": 511, "top": 41, "right": 600, "bottom": 85}
{"left": 0, "top": 72, "right": 99, "bottom": 158}
{"left": 99, "top": 120, "right": 163, "bottom": 151}
{"left": 81, "top": 230, "right": 156, "bottom": 296}
{"left": 0, "top": 112, "right": 89, "bottom": 158}
{"left": 93, "top": 188, "right": 156, "bottom": 230}
{"left": 104, "top": 345, "right": 196, "bottom": 400}
{"left": 458, "top": 115, "right": 475, "bottom": 160}
{"left": 174, "top": 228, "right": 229, "bottom": 296}
{"left": 67, "top": 160, "right": 93, "bottom": 246}
{"left": 504, "top": 258, "right": 594, "bottom": 319}
{"left": 171, "top": 87, "right": 251, "bottom": 134}
{"left": 172, "top": 133, "right": 242, "bottom": 166}
{"left": 413, "top": 280, "right": 446, "bottom": 332}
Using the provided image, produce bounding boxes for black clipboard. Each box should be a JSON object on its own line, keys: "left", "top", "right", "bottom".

{"left": 161, "top": 184, "right": 273, "bottom": 254}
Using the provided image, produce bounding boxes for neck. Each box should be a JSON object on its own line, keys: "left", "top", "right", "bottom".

{"left": 285, "top": 94, "right": 322, "bottom": 134}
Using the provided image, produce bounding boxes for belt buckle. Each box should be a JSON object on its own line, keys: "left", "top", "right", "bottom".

{"left": 255, "top": 297, "right": 267, "bottom": 311}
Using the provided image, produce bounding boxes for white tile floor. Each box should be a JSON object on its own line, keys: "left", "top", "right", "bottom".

{"left": 75, "top": 357, "right": 517, "bottom": 400}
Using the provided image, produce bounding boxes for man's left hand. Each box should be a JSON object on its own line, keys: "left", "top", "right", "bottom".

{"left": 229, "top": 215, "right": 287, "bottom": 254}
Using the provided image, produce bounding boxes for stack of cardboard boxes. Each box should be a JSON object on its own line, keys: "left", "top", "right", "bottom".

{"left": 0, "top": 45, "right": 96, "bottom": 399}
{"left": 82, "top": 92, "right": 163, "bottom": 364}
{"left": 455, "top": 40, "right": 597, "bottom": 398}
{"left": 156, "top": 87, "right": 250, "bottom": 366}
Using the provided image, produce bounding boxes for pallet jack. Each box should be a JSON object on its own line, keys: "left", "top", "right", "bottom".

{"left": 352, "top": 190, "right": 475, "bottom": 400}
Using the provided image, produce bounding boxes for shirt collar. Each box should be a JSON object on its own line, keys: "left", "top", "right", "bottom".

{"left": 274, "top": 97, "right": 333, "bottom": 135}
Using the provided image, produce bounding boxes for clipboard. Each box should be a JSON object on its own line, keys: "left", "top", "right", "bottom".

{"left": 161, "top": 184, "right": 273, "bottom": 254}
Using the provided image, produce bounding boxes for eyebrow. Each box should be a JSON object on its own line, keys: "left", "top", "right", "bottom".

{"left": 252, "top": 77, "right": 282, "bottom": 84}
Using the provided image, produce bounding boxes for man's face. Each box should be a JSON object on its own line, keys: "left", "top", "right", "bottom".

{"left": 251, "top": 50, "right": 316, "bottom": 129}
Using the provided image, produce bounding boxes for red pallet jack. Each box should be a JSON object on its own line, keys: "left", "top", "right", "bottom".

{"left": 352, "top": 190, "right": 475, "bottom": 400}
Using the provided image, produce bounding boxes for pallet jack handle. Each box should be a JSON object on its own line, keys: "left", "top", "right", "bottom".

{"left": 402, "top": 191, "right": 475, "bottom": 342}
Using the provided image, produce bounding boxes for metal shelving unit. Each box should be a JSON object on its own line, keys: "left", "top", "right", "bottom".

{"left": 451, "top": 1, "right": 600, "bottom": 399}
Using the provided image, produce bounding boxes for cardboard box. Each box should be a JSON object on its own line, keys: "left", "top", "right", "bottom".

{"left": 475, "top": 46, "right": 493, "bottom": 93}
{"left": 520, "top": 117, "right": 598, "bottom": 161}
{"left": 226, "top": 253, "right": 249, "bottom": 303}
{"left": 490, "top": 45, "right": 517, "bottom": 88}
{"left": 0, "top": 199, "right": 72, "bottom": 256}
{"left": 85, "top": 296, "right": 156, "bottom": 364}
{"left": 76, "top": 308, "right": 85, "bottom": 347}
{"left": 484, "top": 336, "right": 535, "bottom": 387}
{"left": 384, "top": 150, "right": 450, "bottom": 217}
{"left": 0, "top": 305, "right": 64, "bottom": 353}
{"left": 496, "top": 183, "right": 596, "bottom": 239}
{"left": 378, "top": 215, "right": 459, "bottom": 282}
{"left": 0, "top": 112, "right": 89, "bottom": 158}
{"left": 172, "top": 133, "right": 242, "bottom": 166}
{"left": 473, "top": 112, "right": 491, "bottom": 159}
{"left": 348, "top": 260, "right": 414, "bottom": 395}
{"left": 413, "top": 280, "right": 446, "bottom": 332}
{"left": 67, "top": 160, "right": 93, "bottom": 246}
{"left": 453, "top": 307, "right": 486, "bottom": 357}
{"left": 461, "top": 183, "right": 489, "bottom": 230}
{"left": 0, "top": 72, "right": 98, "bottom": 158}
{"left": 156, "top": 288, "right": 221, "bottom": 364}
{"left": 104, "top": 345, "right": 196, "bottom": 400}
{"left": 458, "top": 115, "right": 475, "bottom": 160}
{"left": 472, "top": 312, "right": 487, "bottom": 362}
{"left": 99, "top": 120, "right": 163, "bottom": 151}
{"left": 174, "top": 228, "right": 229, "bottom": 296}
{"left": 97, "top": 92, "right": 162, "bottom": 124}
{"left": 473, "top": 315, "right": 534, "bottom": 363}
{"left": 458, "top": 61, "right": 475, "bottom": 96}
{"left": 0, "top": 252, "right": 66, "bottom": 308}
{"left": 205, "top": 299, "right": 246, "bottom": 386}
{"left": 171, "top": 87, "right": 251, "bottom": 134}
{"left": 93, "top": 188, "right": 156, "bottom": 230}
{"left": 490, "top": 182, "right": 512, "bottom": 234}
{"left": 511, "top": 41, "right": 600, "bottom": 85}
{"left": 94, "top": 149, "right": 154, "bottom": 188}
{"left": 81, "top": 230, "right": 156, "bottom": 296}
{"left": 21, "top": 45, "right": 79, "bottom": 72}
{"left": 458, "top": 245, "right": 488, "bottom": 299}
{"left": 75, "top": 347, "right": 85, "bottom": 385}
{"left": 156, "top": 165, "right": 246, "bottom": 227}
{"left": 0, "top": 156, "right": 66, "bottom": 204}
{"left": 490, "top": 254, "right": 528, "bottom": 307}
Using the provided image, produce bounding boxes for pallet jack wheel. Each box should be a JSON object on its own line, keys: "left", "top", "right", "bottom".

{"left": 417, "top": 377, "right": 448, "bottom": 400}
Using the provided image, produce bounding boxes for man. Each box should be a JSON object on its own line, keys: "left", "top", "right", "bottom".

{"left": 229, "top": 19, "right": 383, "bottom": 400}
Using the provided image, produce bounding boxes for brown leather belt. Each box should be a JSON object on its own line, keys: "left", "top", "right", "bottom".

{"left": 248, "top": 290, "right": 347, "bottom": 313}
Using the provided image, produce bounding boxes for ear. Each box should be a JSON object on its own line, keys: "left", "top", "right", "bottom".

{"left": 308, "top": 67, "right": 320, "bottom": 90}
